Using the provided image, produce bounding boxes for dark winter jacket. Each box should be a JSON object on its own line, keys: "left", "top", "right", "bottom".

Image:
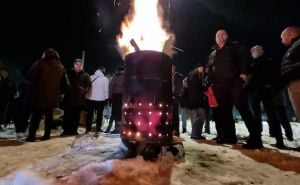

{"left": 172, "top": 72, "right": 184, "bottom": 97}
{"left": 186, "top": 70, "right": 208, "bottom": 109}
{"left": 246, "top": 56, "right": 277, "bottom": 91}
{"left": 64, "top": 69, "right": 91, "bottom": 106}
{"left": 26, "top": 58, "right": 65, "bottom": 110}
{"left": 207, "top": 41, "right": 250, "bottom": 84}
{"left": 109, "top": 71, "right": 125, "bottom": 97}
{"left": 281, "top": 36, "right": 300, "bottom": 85}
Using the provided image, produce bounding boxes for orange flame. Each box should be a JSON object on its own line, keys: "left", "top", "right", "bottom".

{"left": 117, "top": 0, "right": 174, "bottom": 57}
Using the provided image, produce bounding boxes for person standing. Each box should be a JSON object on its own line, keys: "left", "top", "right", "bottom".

{"left": 105, "top": 65, "right": 125, "bottom": 134}
{"left": 207, "top": 30, "right": 263, "bottom": 149}
{"left": 171, "top": 64, "right": 184, "bottom": 136}
{"left": 186, "top": 63, "right": 208, "bottom": 140}
{"left": 26, "top": 48, "right": 66, "bottom": 141}
{"left": 247, "top": 45, "right": 285, "bottom": 148}
{"left": 61, "top": 59, "right": 91, "bottom": 136}
{"left": 280, "top": 26, "right": 300, "bottom": 122}
{"left": 0, "top": 67, "right": 16, "bottom": 131}
{"left": 85, "top": 67, "right": 109, "bottom": 136}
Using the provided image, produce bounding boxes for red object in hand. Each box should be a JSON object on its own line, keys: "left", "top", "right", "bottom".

{"left": 205, "top": 86, "right": 218, "bottom": 107}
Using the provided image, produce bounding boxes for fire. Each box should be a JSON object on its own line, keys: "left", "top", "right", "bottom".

{"left": 117, "top": 0, "right": 174, "bottom": 57}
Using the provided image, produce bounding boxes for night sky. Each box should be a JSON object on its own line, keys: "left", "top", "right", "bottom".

{"left": 1, "top": 0, "right": 300, "bottom": 82}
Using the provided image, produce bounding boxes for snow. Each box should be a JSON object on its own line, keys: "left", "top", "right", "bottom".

{"left": 1, "top": 119, "right": 300, "bottom": 185}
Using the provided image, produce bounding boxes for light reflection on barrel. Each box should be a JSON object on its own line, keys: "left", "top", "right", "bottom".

{"left": 121, "top": 51, "right": 173, "bottom": 143}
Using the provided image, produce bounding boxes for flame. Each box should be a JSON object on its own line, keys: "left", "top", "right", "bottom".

{"left": 117, "top": 0, "right": 174, "bottom": 57}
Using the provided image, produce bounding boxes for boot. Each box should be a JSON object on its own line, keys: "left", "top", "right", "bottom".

{"left": 110, "top": 121, "right": 121, "bottom": 134}
{"left": 242, "top": 136, "right": 263, "bottom": 149}
{"left": 41, "top": 128, "right": 51, "bottom": 141}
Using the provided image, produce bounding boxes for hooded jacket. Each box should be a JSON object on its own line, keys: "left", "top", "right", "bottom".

{"left": 26, "top": 58, "right": 64, "bottom": 110}
{"left": 109, "top": 71, "right": 125, "bottom": 97}
{"left": 85, "top": 69, "right": 109, "bottom": 101}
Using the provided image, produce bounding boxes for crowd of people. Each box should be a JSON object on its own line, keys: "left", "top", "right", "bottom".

{"left": 173, "top": 26, "right": 300, "bottom": 149}
{"left": 0, "top": 48, "right": 125, "bottom": 141}
{"left": 0, "top": 26, "right": 299, "bottom": 150}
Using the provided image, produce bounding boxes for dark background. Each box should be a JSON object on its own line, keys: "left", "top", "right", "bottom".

{"left": 1, "top": 0, "right": 300, "bottom": 83}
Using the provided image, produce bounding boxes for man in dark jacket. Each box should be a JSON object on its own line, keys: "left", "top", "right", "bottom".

{"left": 186, "top": 63, "right": 207, "bottom": 140}
{"left": 280, "top": 26, "right": 300, "bottom": 122}
{"left": 0, "top": 68, "right": 16, "bottom": 131}
{"left": 207, "top": 30, "right": 262, "bottom": 149}
{"left": 248, "top": 45, "right": 286, "bottom": 148}
{"left": 26, "top": 48, "right": 66, "bottom": 141}
{"left": 171, "top": 64, "right": 184, "bottom": 136}
{"left": 61, "top": 59, "right": 91, "bottom": 136}
{"left": 105, "top": 65, "right": 125, "bottom": 134}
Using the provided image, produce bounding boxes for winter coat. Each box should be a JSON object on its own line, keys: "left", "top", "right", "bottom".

{"left": 109, "top": 71, "right": 125, "bottom": 97}
{"left": 281, "top": 36, "right": 300, "bottom": 85}
{"left": 85, "top": 69, "right": 109, "bottom": 101}
{"left": 207, "top": 41, "right": 250, "bottom": 84}
{"left": 172, "top": 72, "right": 184, "bottom": 97}
{"left": 186, "top": 70, "right": 208, "bottom": 109}
{"left": 246, "top": 56, "right": 277, "bottom": 91}
{"left": 64, "top": 69, "right": 91, "bottom": 106}
{"left": 26, "top": 59, "right": 64, "bottom": 110}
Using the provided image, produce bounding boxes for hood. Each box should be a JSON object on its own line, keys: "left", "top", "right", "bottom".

{"left": 43, "top": 59, "right": 62, "bottom": 71}
{"left": 94, "top": 69, "right": 105, "bottom": 77}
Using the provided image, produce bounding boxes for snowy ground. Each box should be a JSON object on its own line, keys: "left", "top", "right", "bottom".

{"left": 1, "top": 118, "right": 300, "bottom": 185}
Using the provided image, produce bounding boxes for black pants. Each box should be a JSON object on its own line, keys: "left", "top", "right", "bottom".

{"left": 212, "top": 107, "right": 222, "bottom": 137}
{"left": 172, "top": 97, "right": 180, "bottom": 136}
{"left": 275, "top": 106, "right": 293, "bottom": 139}
{"left": 28, "top": 108, "right": 53, "bottom": 139}
{"left": 62, "top": 105, "right": 83, "bottom": 134}
{"left": 248, "top": 89, "right": 283, "bottom": 142}
{"left": 86, "top": 99, "right": 106, "bottom": 132}
{"left": 107, "top": 93, "right": 122, "bottom": 132}
{"left": 213, "top": 79, "right": 261, "bottom": 142}
{"left": 14, "top": 96, "right": 32, "bottom": 133}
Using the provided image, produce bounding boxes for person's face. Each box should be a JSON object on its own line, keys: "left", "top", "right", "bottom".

{"left": 74, "top": 62, "right": 83, "bottom": 73}
{"left": 251, "top": 46, "right": 263, "bottom": 59}
{"left": 197, "top": 66, "right": 204, "bottom": 73}
{"left": 216, "top": 30, "right": 228, "bottom": 47}
{"left": 281, "top": 30, "right": 291, "bottom": 46}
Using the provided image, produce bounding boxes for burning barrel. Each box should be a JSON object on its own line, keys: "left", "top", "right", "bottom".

{"left": 121, "top": 50, "right": 173, "bottom": 144}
